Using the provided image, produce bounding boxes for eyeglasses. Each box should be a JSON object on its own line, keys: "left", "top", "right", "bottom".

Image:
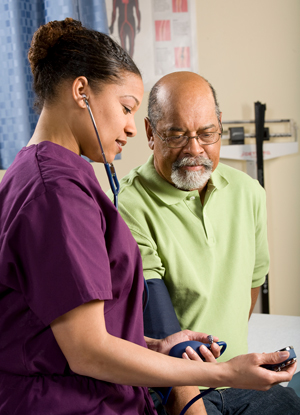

{"left": 152, "top": 123, "right": 223, "bottom": 149}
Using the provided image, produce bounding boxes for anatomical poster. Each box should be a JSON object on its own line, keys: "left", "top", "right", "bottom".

{"left": 105, "top": 0, "right": 198, "bottom": 91}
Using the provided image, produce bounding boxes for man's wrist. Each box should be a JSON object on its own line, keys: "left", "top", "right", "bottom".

{"left": 144, "top": 336, "right": 162, "bottom": 353}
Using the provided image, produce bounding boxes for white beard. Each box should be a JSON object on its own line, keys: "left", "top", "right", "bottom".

{"left": 171, "top": 156, "right": 213, "bottom": 191}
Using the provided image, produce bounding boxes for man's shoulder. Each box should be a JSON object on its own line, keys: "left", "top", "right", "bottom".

{"left": 118, "top": 165, "right": 147, "bottom": 197}
{"left": 107, "top": 161, "right": 151, "bottom": 210}
{"left": 108, "top": 160, "right": 160, "bottom": 239}
{"left": 216, "top": 162, "right": 262, "bottom": 190}
{"left": 217, "top": 162, "right": 250, "bottom": 180}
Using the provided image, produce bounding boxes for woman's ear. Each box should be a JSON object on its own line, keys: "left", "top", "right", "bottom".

{"left": 72, "top": 76, "right": 89, "bottom": 109}
{"left": 145, "top": 117, "right": 155, "bottom": 151}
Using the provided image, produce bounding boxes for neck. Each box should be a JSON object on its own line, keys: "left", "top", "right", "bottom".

{"left": 199, "top": 183, "right": 208, "bottom": 205}
{"left": 27, "top": 105, "right": 81, "bottom": 155}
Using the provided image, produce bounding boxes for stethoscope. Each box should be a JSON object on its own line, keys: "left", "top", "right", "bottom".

{"left": 82, "top": 94, "right": 149, "bottom": 310}
{"left": 82, "top": 94, "right": 120, "bottom": 209}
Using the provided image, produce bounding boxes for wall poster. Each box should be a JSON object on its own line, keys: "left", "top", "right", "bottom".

{"left": 105, "top": 0, "right": 198, "bottom": 91}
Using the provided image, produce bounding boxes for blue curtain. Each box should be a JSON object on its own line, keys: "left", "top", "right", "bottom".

{"left": 0, "top": 0, "right": 108, "bottom": 169}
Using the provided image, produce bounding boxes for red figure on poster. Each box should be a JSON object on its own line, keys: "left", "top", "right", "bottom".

{"left": 109, "top": 0, "right": 141, "bottom": 58}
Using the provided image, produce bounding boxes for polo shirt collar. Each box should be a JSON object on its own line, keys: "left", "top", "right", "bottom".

{"left": 210, "top": 165, "right": 229, "bottom": 190}
{"left": 139, "top": 155, "right": 228, "bottom": 206}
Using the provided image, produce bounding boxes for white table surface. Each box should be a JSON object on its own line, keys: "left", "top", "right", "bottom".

{"left": 248, "top": 313, "right": 300, "bottom": 386}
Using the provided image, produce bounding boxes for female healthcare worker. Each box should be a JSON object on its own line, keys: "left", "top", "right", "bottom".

{"left": 0, "top": 18, "right": 296, "bottom": 415}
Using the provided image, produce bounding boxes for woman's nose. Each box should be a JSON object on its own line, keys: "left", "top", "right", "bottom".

{"left": 125, "top": 116, "right": 137, "bottom": 138}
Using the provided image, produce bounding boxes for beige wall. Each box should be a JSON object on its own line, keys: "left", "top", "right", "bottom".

{"left": 1, "top": 0, "right": 299, "bottom": 315}
{"left": 193, "top": 0, "right": 300, "bottom": 317}
{"left": 96, "top": 0, "right": 300, "bottom": 315}
{"left": 97, "top": 0, "right": 300, "bottom": 316}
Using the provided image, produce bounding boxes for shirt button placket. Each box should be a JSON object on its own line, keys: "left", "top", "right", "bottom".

{"left": 203, "top": 209, "right": 215, "bottom": 246}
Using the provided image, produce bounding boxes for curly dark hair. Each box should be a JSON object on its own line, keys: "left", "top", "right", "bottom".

{"left": 28, "top": 18, "right": 141, "bottom": 111}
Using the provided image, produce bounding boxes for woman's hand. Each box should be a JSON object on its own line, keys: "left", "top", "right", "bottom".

{"left": 182, "top": 343, "right": 219, "bottom": 363}
{"left": 145, "top": 330, "right": 220, "bottom": 360}
{"left": 223, "top": 351, "right": 297, "bottom": 391}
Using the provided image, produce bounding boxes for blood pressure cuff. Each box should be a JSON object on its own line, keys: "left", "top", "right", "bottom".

{"left": 144, "top": 278, "right": 181, "bottom": 339}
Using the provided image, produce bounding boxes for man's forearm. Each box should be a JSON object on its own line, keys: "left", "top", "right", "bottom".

{"left": 249, "top": 286, "right": 261, "bottom": 319}
{"left": 165, "top": 386, "right": 207, "bottom": 415}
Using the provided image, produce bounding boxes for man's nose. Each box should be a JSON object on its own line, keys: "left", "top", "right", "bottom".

{"left": 182, "top": 136, "right": 205, "bottom": 156}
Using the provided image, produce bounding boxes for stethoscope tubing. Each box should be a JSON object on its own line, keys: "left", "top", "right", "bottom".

{"left": 83, "top": 95, "right": 120, "bottom": 207}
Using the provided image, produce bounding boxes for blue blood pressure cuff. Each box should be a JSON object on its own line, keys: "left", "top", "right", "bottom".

{"left": 144, "top": 278, "right": 181, "bottom": 339}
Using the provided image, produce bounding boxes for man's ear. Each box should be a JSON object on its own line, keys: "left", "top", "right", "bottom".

{"left": 72, "top": 76, "right": 89, "bottom": 109}
{"left": 145, "top": 117, "right": 155, "bottom": 150}
{"left": 219, "top": 112, "right": 223, "bottom": 134}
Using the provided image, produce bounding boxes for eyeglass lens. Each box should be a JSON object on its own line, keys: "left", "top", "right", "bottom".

{"left": 165, "top": 133, "right": 220, "bottom": 148}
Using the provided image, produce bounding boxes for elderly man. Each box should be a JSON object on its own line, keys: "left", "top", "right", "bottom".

{"left": 108, "top": 72, "right": 299, "bottom": 414}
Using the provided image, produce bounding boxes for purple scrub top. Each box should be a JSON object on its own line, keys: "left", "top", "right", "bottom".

{"left": 0, "top": 142, "right": 156, "bottom": 414}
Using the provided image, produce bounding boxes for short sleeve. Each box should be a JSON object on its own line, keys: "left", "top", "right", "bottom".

{"left": 11, "top": 186, "right": 113, "bottom": 325}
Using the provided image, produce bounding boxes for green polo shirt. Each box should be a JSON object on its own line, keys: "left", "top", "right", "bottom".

{"left": 107, "top": 155, "right": 269, "bottom": 362}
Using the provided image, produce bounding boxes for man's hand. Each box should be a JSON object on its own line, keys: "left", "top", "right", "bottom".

{"left": 161, "top": 331, "right": 214, "bottom": 415}
{"left": 146, "top": 330, "right": 220, "bottom": 360}
{"left": 146, "top": 331, "right": 218, "bottom": 414}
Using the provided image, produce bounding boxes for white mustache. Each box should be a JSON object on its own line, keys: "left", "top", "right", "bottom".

{"left": 173, "top": 156, "right": 213, "bottom": 170}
